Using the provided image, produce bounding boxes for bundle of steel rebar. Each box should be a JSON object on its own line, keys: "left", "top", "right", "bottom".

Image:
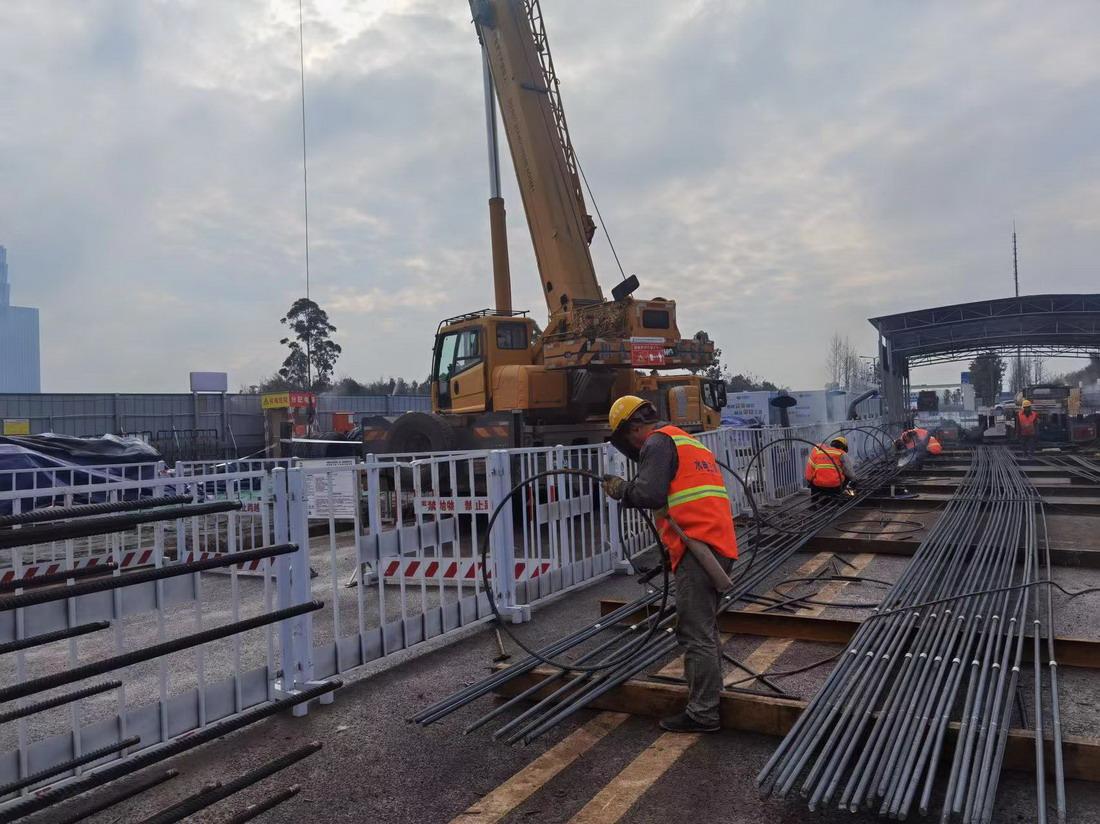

{"left": 1039, "top": 453, "right": 1100, "bottom": 485}
{"left": 757, "top": 446, "right": 1065, "bottom": 823}
{"left": 413, "top": 448, "right": 902, "bottom": 743}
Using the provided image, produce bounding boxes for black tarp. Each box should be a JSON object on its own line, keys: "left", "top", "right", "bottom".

{"left": 0, "top": 435, "right": 163, "bottom": 517}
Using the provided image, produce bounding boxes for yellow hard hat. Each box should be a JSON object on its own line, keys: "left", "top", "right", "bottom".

{"left": 1022, "top": 399, "right": 1032, "bottom": 408}
{"left": 609, "top": 395, "right": 648, "bottom": 433}
{"left": 830, "top": 436, "right": 849, "bottom": 451}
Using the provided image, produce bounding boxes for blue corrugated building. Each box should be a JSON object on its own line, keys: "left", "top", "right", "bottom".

{"left": 0, "top": 246, "right": 41, "bottom": 392}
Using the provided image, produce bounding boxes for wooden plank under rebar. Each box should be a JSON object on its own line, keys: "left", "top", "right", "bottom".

{"left": 798, "top": 535, "right": 1100, "bottom": 569}
{"left": 493, "top": 665, "right": 1100, "bottom": 782}
{"left": 865, "top": 495, "right": 1100, "bottom": 514}
{"left": 597, "top": 600, "right": 1100, "bottom": 669}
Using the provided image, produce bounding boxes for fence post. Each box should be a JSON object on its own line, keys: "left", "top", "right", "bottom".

{"left": 173, "top": 461, "right": 187, "bottom": 553}
{"left": 604, "top": 444, "right": 630, "bottom": 574}
{"left": 288, "top": 466, "right": 324, "bottom": 711}
{"left": 487, "top": 449, "right": 529, "bottom": 623}
{"left": 272, "top": 468, "right": 298, "bottom": 698}
{"left": 360, "top": 453, "right": 383, "bottom": 587}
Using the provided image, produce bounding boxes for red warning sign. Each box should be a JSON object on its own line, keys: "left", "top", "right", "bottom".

{"left": 630, "top": 340, "right": 667, "bottom": 366}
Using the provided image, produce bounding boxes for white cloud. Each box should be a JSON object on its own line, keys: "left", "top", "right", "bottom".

{"left": 1, "top": 0, "right": 1097, "bottom": 392}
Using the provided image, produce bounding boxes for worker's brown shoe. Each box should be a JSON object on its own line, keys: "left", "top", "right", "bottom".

{"left": 658, "top": 712, "right": 720, "bottom": 734}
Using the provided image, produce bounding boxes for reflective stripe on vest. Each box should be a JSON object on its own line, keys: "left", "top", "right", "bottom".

{"left": 805, "top": 445, "right": 844, "bottom": 488}
{"left": 651, "top": 425, "right": 738, "bottom": 571}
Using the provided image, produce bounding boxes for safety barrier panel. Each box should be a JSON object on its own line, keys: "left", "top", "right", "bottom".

{"left": 0, "top": 417, "right": 891, "bottom": 811}
{"left": 301, "top": 452, "right": 494, "bottom": 682}
{"left": 0, "top": 467, "right": 309, "bottom": 812}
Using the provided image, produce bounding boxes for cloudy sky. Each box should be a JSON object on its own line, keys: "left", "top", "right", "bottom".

{"left": 2, "top": 0, "right": 1098, "bottom": 393}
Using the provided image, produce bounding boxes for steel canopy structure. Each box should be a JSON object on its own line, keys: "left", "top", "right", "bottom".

{"left": 869, "top": 294, "right": 1100, "bottom": 421}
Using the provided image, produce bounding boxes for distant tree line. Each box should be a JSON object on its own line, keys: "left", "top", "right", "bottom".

{"left": 704, "top": 348, "right": 781, "bottom": 392}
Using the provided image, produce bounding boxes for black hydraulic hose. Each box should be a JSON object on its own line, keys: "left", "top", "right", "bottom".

{"left": 820, "top": 425, "right": 895, "bottom": 464}
{"left": 479, "top": 450, "right": 768, "bottom": 675}
{"left": 415, "top": 436, "right": 899, "bottom": 741}
{"left": 479, "top": 467, "right": 671, "bottom": 673}
{"left": 411, "top": 591, "right": 664, "bottom": 725}
{"left": 0, "top": 495, "right": 193, "bottom": 528}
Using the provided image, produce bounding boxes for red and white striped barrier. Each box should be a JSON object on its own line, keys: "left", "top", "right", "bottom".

{"left": 180, "top": 550, "right": 271, "bottom": 577}
{"left": 1, "top": 547, "right": 273, "bottom": 586}
{"left": 379, "top": 557, "right": 551, "bottom": 585}
{"left": 0, "top": 550, "right": 154, "bottom": 586}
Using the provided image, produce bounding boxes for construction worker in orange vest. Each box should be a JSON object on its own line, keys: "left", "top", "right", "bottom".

{"left": 1016, "top": 399, "right": 1039, "bottom": 457}
{"left": 804, "top": 436, "right": 856, "bottom": 501}
{"left": 897, "top": 426, "right": 932, "bottom": 469}
{"left": 602, "top": 395, "right": 738, "bottom": 734}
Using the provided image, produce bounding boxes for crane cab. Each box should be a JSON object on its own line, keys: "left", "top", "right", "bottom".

{"left": 431, "top": 310, "right": 551, "bottom": 415}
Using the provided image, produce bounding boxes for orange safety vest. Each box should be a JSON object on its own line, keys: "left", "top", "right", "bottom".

{"left": 1017, "top": 410, "right": 1038, "bottom": 437}
{"left": 927, "top": 436, "right": 943, "bottom": 455}
{"left": 805, "top": 445, "right": 846, "bottom": 489}
{"left": 902, "top": 428, "right": 929, "bottom": 450}
{"left": 651, "top": 425, "right": 738, "bottom": 571}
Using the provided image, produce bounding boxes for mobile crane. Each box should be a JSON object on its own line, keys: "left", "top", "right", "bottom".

{"left": 364, "top": 0, "right": 726, "bottom": 453}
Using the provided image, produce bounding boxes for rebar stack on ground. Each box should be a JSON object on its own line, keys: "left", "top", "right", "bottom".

{"left": 1039, "top": 454, "right": 1100, "bottom": 485}
{"left": 413, "top": 443, "right": 903, "bottom": 743}
{"left": 757, "top": 446, "right": 1065, "bottom": 823}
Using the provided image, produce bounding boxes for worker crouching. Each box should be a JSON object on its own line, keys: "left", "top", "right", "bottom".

{"left": 805, "top": 437, "right": 856, "bottom": 500}
{"left": 896, "top": 426, "right": 941, "bottom": 468}
{"left": 602, "top": 395, "right": 738, "bottom": 734}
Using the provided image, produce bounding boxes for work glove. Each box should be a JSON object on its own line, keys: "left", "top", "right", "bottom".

{"left": 602, "top": 474, "right": 628, "bottom": 501}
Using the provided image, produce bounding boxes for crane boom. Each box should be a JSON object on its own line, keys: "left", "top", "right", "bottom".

{"left": 472, "top": 0, "right": 603, "bottom": 323}
{"left": 359, "top": 1, "right": 726, "bottom": 454}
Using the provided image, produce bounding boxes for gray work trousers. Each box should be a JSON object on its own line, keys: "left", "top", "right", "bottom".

{"left": 674, "top": 546, "right": 735, "bottom": 725}
{"left": 1020, "top": 435, "right": 1037, "bottom": 457}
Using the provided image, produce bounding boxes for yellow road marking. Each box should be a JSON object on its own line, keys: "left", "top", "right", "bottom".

{"left": 450, "top": 711, "right": 629, "bottom": 824}
{"left": 569, "top": 554, "right": 881, "bottom": 824}
{"left": 567, "top": 732, "right": 702, "bottom": 824}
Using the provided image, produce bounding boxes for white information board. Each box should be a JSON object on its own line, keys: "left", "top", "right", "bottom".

{"left": 304, "top": 458, "right": 358, "bottom": 520}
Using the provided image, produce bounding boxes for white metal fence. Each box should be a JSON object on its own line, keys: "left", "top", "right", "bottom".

{"left": 0, "top": 468, "right": 292, "bottom": 807}
{"left": 0, "top": 417, "right": 888, "bottom": 808}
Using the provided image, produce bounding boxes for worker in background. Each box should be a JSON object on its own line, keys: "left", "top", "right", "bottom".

{"left": 602, "top": 395, "right": 738, "bottom": 734}
{"left": 897, "top": 425, "right": 932, "bottom": 469}
{"left": 1017, "top": 399, "right": 1039, "bottom": 457}
{"left": 804, "top": 436, "right": 857, "bottom": 500}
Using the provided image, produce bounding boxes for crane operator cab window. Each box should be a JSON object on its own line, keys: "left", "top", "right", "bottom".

{"left": 496, "top": 322, "right": 528, "bottom": 350}
{"left": 434, "top": 328, "right": 482, "bottom": 408}
{"left": 702, "top": 380, "right": 727, "bottom": 411}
